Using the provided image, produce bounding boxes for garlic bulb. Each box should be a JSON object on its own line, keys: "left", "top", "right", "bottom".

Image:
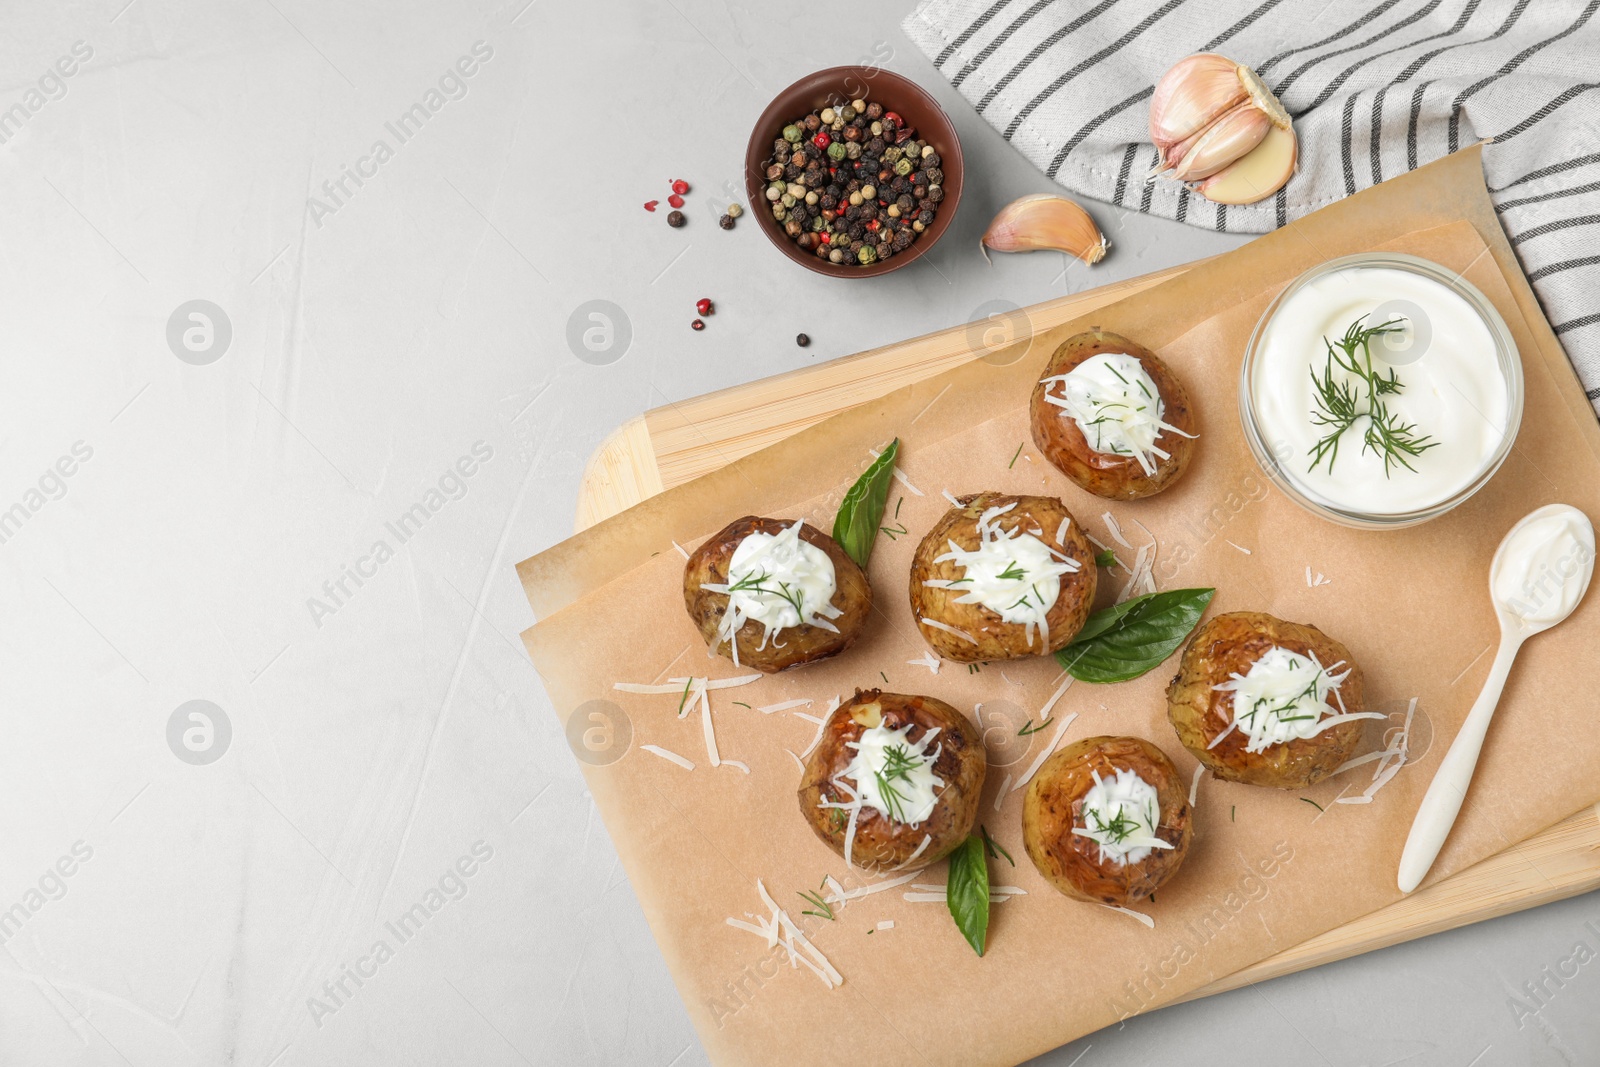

{"left": 982, "top": 194, "right": 1108, "bottom": 264}
{"left": 1196, "top": 123, "right": 1298, "bottom": 204}
{"left": 1149, "top": 52, "right": 1293, "bottom": 203}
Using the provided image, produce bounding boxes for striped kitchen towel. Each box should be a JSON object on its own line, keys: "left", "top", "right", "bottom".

{"left": 903, "top": 0, "right": 1600, "bottom": 411}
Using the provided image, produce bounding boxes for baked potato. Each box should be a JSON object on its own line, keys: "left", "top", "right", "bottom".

{"left": 1030, "top": 329, "right": 1197, "bottom": 500}
{"left": 909, "top": 493, "right": 1095, "bottom": 662}
{"left": 798, "top": 690, "right": 986, "bottom": 872}
{"left": 1022, "top": 734, "right": 1193, "bottom": 906}
{"left": 1166, "top": 611, "right": 1371, "bottom": 789}
{"left": 683, "top": 516, "right": 871, "bottom": 674}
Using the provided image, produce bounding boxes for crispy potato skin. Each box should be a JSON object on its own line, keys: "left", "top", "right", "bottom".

{"left": 908, "top": 493, "right": 1095, "bottom": 662}
{"left": 1029, "top": 329, "right": 1197, "bottom": 500}
{"left": 683, "top": 516, "right": 871, "bottom": 674}
{"left": 1166, "top": 611, "right": 1366, "bottom": 789}
{"left": 1022, "top": 735, "right": 1193, "bottom": 906}
{"left": 798, "top": 690, "right": 987, "bottom": 871}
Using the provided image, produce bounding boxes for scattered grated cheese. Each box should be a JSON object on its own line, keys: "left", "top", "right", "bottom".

{"left": 869, "top": 447, "right": 924, "bottom": 497}
{"left": 994, "top": 774, "right": 1013, "bottom": 810}
{"left": 1189, "top": 765, "right": 1204, "bottom": 807}
{"left": 758, "top": 879, "right": 843, "bottom": 986}
{"left": 1012, "top": 712, "right": 1079, "bottom": 791}
{"left": 758, "top": 698, "right": 813, "bottom": 714}
{"left": 1085, "top": 532, "right": 1110, "bottom": 552}
{"left": 1226, "top": 540, "right": 1252, "bottom": 555}
{"left": 614, "top": 674, "right": 762, "bottom": 695}
{"left": 907, "top": 650, "right": 942, "bottom": 675}
{"left": 1102, "top": 903, "right": 1155, "bottom": 929}
{"left": 641, "top": 745, "right": 694, "bottom": 771}
{"left": 905, "top": 884, "right": 1025, "bottom": 904}
{"left": 825, "top": 876, "right": 848, "bottom": 912}
{"left": 671, "top": 540, "right": 690, "bottom": 560}
{"left": 891, "top": 834, "right": 933, "bottom": 871}
{"left": 1000, "top": 669, "right": 1023, "bottom": 687}
{"left": 941, "top": 488, "right": 962, "bottom": 507}
{"left": 1102, "top": 511, "right": 1133, "bottom": 549}
{"left": 1305, "top": 565, "right": 1313, "bottom": 588}
{"left": 1038, "top": 672, "right": 1075, "bottom": 724}
{"left": 823, "top": 869, "right": 925, "bottom": 905}
{"left": 876, "top": 920, "right": 894, "bottom": 931}
{"left": 721, "top": 759, "right": 751, "bottom": 775}
{"left": 795, "top": 711, "right": 829, "bottom": 760}
{"left": 786, "top": 748, "right": 805, "bottom": 772}
{"left": 1055, "top": 516, "right": 1072, "bottom": 545}
{"left": 697, "top": 683, "right": 720, "bottom": 768}
{"left": 919, "top": 617, "right": 979, "bottom": 645}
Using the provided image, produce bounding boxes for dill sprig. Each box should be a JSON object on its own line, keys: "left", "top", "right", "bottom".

{"left": 874, "top": 744, "right": 923, "bottom": 823}
{"left": 798, "top": 880, "right": 835, "bottom": 921}
{"left": 1307, "top": 315, "right": 1440, "bottom": 477}
{"left": 725, "top": 569, "right": 808, "bottom": 619}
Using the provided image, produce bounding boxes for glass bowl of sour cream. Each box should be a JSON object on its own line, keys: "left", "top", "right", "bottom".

{"left": 1239, "top": 252, "right": 1524, "bottom": 530}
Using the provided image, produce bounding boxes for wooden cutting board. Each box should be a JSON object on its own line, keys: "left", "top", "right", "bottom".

{"left": 572, "top": 260, "right": 1600, "bottom": 1003}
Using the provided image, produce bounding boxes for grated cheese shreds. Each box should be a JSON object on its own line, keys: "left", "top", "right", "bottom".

{"left": 825, "top": 876, "right": 847, "bottom": 913}
{"left": 671, "top": 540, "right": 691, "bottom": 560}
{"left": 758, "top": 698, "right": 813, "bottom": 714}
{"left": 758, "top": 879, "right": 843, "bottom": 986}
{"left": 786, "top": 748, "right": 805, "bottom": 772}
{"left": 697, "top": 683, "right": 720, "bottom": 768}
{"left": 1102, "top": 511, "right": 1132, "bottom": 549}
{"left": 869, "top": 447, "right": 925, "bottom": 497}
{"left": 941, "top": 488, "right": 961, "bottom": 506}
{"left": 614, "top": 674, "right": 761, "bottom": 695}
{"left": 994, "top": 773, "right": 1013, "bottom": 811}
{"left": 920, "top": 617, "right": 979, "bottom": 645}
{"left": 1085, "top": 532, "right": 1110, "bottom": 552}
{"left": 796, "top": 713, "right": 828, "bottom": 760}
{"left": 721, "top": 759, "right": 751, "bottom": 775}
{"left": 1226, "top": 540, "right": 1252, "bottom": 555}
{"left": 876, "top": 920, "right": 894, "bottom": 931}
{"left": 823, "top": 869, "right": 925, "bottom": 905}
{"left": 1102, "top": 903, "right": 1155, "bottom": 929}
{"left": 908, "top": 650, "right": 942, "bottom": 675}
{"left": 1189, "top": 765, "right": 1204, "bottom": 807}
{"left": 891, "top": 834, "right": 932, "bottom": 872}
{"left": 1055, "top": 516, "right": 1072, "bottom": 545}
{"left": 641, "top": 745, "right": 695, "bottom": 771}
{"left": 1038, "top": 672, "right": 1075, "bottom": 724}
{"left": 1305, "top": 565, "right": 1314, "bottom": 588}
{"left": 1012, "top": 712, "right": 1079, "bottom": 791}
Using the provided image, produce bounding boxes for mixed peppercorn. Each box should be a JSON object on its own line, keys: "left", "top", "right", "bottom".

{"left": 764, "top": 96, "right": 946, "bottom": 267}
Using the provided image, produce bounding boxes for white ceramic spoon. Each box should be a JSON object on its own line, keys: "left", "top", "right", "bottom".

{"left": 1397, "top": 503, "right": 1596, "bottom": 894}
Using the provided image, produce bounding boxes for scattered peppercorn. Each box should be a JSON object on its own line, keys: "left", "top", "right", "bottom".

{"left": 667, "top": 193, "right": 685, "bottom": 209}
{"left": 696, "top": 297, "right": 714, "bottom": 315}
{"left": 691, "top": 318, "right": 705, "bottom": 331}
{"left": 762, "top": 96, "right": 945, "bottom": 268}
{"left": 726, "top": 202, "right": 744, "bottom": 218}
{"left": 671, "top": 178, "right": 690, "bottom": 195}
{"left": 796, "top": 333, "right": 810, "bottom": 347}
{"left": 719, "top": 213, "right": 735, "bottom": 229}
{"left": 644, "top": 200, "right": 659, "bottom": 212}
{"left": 667, "top": 210, "right": 685, "bottom": 227}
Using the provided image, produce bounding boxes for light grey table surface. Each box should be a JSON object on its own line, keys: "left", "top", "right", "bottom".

{"left": 4, "top": 1, "right": 1595, "bottom": 1065}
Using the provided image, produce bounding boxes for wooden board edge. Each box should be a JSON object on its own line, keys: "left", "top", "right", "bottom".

{"left": 575, "top": 415, "right": 664, "bottom": 533}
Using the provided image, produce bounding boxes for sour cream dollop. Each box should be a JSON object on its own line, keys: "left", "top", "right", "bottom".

{"left": 1250, "top": 265, "right": 1510, "bottom": 515}
{"left": 1492, "top": 505, "right": 1595, "bottom": 626}
{"left": 1072, "top": 768, "right": 1172, "bottom": 866}
{"left": 923, "top": 501, "right": 1079, "bottom": 649}
{"left": 1041, "top": 352, "right": 1192, "bottom": 475}
{"left": 1211, "top": 646, "right": 1378, "bottom": 753}
{"left": 835, "top": 721, "right": 944, "bottom": 825}
{"left": 701, "top": 523, "right": 841, "bottom": 658}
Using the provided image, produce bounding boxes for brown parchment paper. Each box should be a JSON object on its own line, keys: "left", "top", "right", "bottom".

{"left": 518, "top": 147, "right": 1600, "bottom": 1067}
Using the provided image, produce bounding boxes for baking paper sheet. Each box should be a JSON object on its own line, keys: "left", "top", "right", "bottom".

{"left": 517, "top": 148, "right": 1600, "bottom": 1067}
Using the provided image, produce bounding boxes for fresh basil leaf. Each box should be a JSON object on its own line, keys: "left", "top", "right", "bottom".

{"left": 1055, "top": 588, "right": 1215, "bottom": 684}
{"left": 946, "top": 833, "right": 990, "bottom": 957}
{"left": 833, "top": 439, "right": 899, "bottom": 569}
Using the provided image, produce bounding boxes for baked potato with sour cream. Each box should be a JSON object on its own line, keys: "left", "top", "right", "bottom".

{"left": 1029, "top": 329, "right": 1197, "bottom": 500}
{"left": 683, "top": 516, "right": 871, "bottom": 674}
{"left": 798, "top": 689, "right": 986, "bottom": 872}
{"left": 1166, "top": 611, "right": 1368, "bottom": 789}
{"left": 909, "top": 493, "right": 1095, "bottom": 662}
{"left": 1022, "top": 734, "right": 1193, "bottom": 906}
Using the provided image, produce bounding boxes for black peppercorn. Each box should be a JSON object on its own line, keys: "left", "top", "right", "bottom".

{"left": 843, "top": 125, "right": 862, "bottom": 142}
{"left": 691, "top": 318, "right": 705, "bottom": 331}
{"left": 796, "top": 333, "right": 810, "bottom": 347}
{"left": 923, "top": 151, "right": 941, "bottom": 168}
{"left": 917, "top": 208, "right": 934, "bottom": 225}
{"left": 925, "top": 167, "right": 943, "bottom": 185}
{"left": 866, "top": 101, "right": 884, "bottom": 120}
{"left": 765, "top": 163, "right": 783, "bottom": 181}
{"left": 668, "top": 210, "right": 685, "bottom": 227}
{"left": 719, "top": 213, "right": 735, "bottom": 229}
{"left": 804, "top": 113, "right": 821, "bottom": 132}
{"left": 867, "top": 137, "right": 885, "bottom": 155}
{"left": 892, "top": 229, "right": 913, "bottom": 252}
{"left": 896, "top": 193, "right": 914, "bottom": 213}
{"left": 927, "top": 185, "right": 944, "bottom": 203}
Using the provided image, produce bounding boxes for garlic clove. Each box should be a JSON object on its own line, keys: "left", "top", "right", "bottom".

{"left": 1163, "top": 101, "right": 1271, "bottom": 182}
{"left": 1238, "top": 63, "right": 1292, "bottom": 130}
{"left": 981, "top": 194, "right": 1108, "bottom": 264}
{"left": 1195, "top": 123, "right": 1298, "bottom": 204}
{"left": 1149, "top": 53, "right": 1249, "bottom": 152}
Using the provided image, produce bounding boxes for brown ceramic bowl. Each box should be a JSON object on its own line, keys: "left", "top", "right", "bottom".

{"left": 744, "top": 66, "right": 964, "bottom": 279}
